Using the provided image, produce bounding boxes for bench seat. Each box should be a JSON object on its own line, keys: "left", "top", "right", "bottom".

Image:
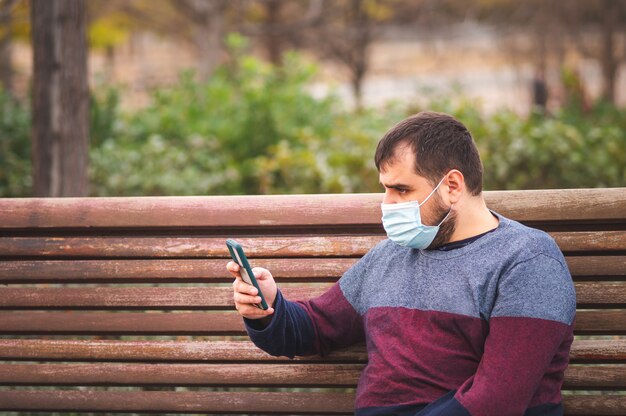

{"left": 0, "top": 188, "right": 625, "bottom": 415}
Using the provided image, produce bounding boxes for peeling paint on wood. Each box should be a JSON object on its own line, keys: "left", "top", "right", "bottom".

{"left": 0, "top": 189, "right": 624, "bottom": 415}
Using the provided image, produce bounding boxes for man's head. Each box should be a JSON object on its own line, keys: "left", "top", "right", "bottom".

{"left": 375, "top": 111, "right": 483, "bottom": 195}
{"left": 376, "top": 112, "right": 484, "bottom": 249}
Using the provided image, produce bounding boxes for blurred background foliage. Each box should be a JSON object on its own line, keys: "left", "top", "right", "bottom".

{"left": 1, "top": 34, "right": 624, "bottom": 197}
{"left": 0, "top": 88, "right": 30, "bottom": 196}
{"left": 1, "top": 0, "right": 626, "bottom": 197}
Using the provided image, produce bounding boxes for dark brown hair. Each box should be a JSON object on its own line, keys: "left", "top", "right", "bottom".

{"left": 374, "top": 111, "right": 483, "bottom": 195}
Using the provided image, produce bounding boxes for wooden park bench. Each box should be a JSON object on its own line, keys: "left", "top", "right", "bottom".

{"left": 0, "top": 187, "right": 624, "bottom": 415}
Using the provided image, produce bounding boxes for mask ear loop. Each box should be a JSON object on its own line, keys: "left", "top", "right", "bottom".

{"left": 437, "top": 203, "right": 454, "bottom": 227}
{"left": 419, "top": 176, "right": 447, "bottom": 207}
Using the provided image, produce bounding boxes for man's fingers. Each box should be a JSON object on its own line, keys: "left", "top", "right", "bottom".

{"left": 233, "top": 279, "right": 257, "bottom": 296}
{"left": 234, "top": 292, "right": 263, "bottom": 306}
{"left": 252, "top": 267, "right": 269, "bottom": 280}
{"left": 239, "top": 305, "right": 275, "bottom": 318}
{"left": 226, "top": 261, "right": 241, "bottom": 277}
{"left": 229, "top": 263, "right": 275, "bottom": 320}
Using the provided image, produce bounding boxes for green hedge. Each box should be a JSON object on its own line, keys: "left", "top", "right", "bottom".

{"left": 0, "top": 91, "right": 31, "bottom": 197}
{"left": 1, "top": 49, "right": 624, "bottom": 197}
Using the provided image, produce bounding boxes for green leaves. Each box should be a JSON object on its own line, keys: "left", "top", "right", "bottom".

{"left": 89, "top": 50, "right": 344, "bottom": 196}
{"left": 0, "top": 50, "right": 624, "bottom": 197}
{"left": 0, "top": 90, "right": 31, "bottom": 197}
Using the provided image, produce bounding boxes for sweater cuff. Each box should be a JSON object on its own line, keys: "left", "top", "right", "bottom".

{"left": 244, "top": 289, "right": 285, "bottom": 339}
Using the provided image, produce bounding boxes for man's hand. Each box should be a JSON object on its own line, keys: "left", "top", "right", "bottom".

{"left": 228, "top": 261, "right": 276, "bottom": 320}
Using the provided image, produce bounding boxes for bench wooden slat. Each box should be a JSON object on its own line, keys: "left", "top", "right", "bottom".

{"left": 0, "top": 286, "right": 328, "bottom": 309}
{"left": 484, "top": 188, "right": 626, "bottom": 223}
{"left": 0, "top": 194, "right": 382, "bottom": 229}
{"left": 566, "top": 257, "right": 626, "bottom": 278}
{"left": 0, "top": 339, "right": 622, "bottom": 363}
{"left": 575, "top": 282, "right": 626, "bottom": 307}
{"left": 1, "top": 188, "right": 625, "bottom": 229}
{"left": 0, "top": 390, "right": 624, "bottom": 415}
{"left": 563, "top": 394, "right": 626, "bottom": 415}
{"left": 569, "top": 340, "right": 626, "bottom": 362}
{"left": 0, "top": 282, "right": 623, "bottom": 309}
{"left": 1, "top": 363, "right": 624, "bottom": 389}
{"left": 0, "top": 259, "right": 358, "bottom": 283}
{"left": 0, "top": 310, "right": 623, "bottom": 335}
{"left": 0, "top": 311, "right": 245, "bottom": 335}
{"left": 0, "top": 390, "right": 356, "bottom": 414}
{"left": 0, "top": 236, "right": 384, "bottom": 258}
{"left": 573, "top": 310, "right": 626, "bottom": 335}
{"left": 1, "top": 231, "right": 623, "bottom": 258}
{"left": 0, "top": 285, "right": 307, "bottom": 309}
{"left": 1, "top": 363, "right": 363, "bottom": 387}
{"left": 564, "top": 365, "right": 626, "bottom": 389}
{"left": 553, "top": 231, "right": 626, "bottom": 253}
{"left": 0, "top": 339, "right": 368, "bottom": 362}
{"left": 1, "top": 256, "right": 624, "bottom": 284}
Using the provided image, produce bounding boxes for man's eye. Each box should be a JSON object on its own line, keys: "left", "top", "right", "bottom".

{"left": 398, "top": 189, "right": 408, "bottom": 194}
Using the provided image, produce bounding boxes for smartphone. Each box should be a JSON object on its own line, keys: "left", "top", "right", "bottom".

{"left": 226, "top": 239, "right": 269, "bottom": 310}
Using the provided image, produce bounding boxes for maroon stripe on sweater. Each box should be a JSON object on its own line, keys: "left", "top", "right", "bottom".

{"left": 455, "top": 316, "right": 573, "bottom": 416}
{"left": 296, "top": 282, "right": 365, "bottom": 356}
{"left": 356, "top": 307, "right": 488, "bottom": 408}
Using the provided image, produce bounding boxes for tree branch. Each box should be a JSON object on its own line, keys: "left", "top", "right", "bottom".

{"left": 0, "top": 0, "right": 19, "bottom": 20}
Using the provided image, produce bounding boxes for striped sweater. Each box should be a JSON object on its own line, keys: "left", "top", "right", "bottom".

{"left": 245, "top": 213, "right": 576, "bottom": 416}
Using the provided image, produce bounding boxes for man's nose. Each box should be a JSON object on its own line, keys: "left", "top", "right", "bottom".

{"left": 382, "top": 190, "right": 398, "bottom": 205}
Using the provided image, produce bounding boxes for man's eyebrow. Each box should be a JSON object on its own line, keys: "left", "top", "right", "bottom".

{"left": 380, "top": 182, "right": 412, "bottom": 190}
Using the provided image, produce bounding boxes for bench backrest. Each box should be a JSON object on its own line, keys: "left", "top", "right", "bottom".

{"left": 0, "top": 188, "right": 625, "bottom": 415}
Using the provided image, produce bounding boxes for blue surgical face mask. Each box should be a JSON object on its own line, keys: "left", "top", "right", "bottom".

{"left": 380, "top": 176, "right": 452, "bottom": 249}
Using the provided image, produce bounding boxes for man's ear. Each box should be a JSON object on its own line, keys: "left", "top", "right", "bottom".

{"left": 444, "top": 169, "right": 464, "bottom": 204}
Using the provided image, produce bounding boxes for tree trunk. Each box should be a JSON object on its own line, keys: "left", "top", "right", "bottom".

{"left": 600, "top": 0, "right": 618, "bottom": 104}
{"left": 263, "top": 0, "right": 283, "bottom": 66}
{"left": 31, "top": 0, "right": 89, "bottom": 197}
{"left": 351, "top": 58, "right": 366, "bottom": 109}
{"left": 350, "top": 0, "right": 370, "bottom": 109}
{"left": 190, "top": 0, "right": 225, "bottom": 81}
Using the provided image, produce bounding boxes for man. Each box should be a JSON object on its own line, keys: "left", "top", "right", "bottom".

{"left": 228, "top": 111, "right": 576, "bottom": 416}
